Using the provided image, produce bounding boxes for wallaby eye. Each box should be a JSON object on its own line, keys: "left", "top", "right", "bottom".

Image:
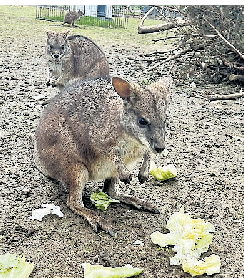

{"left": 138, "top": 117, "right": 149, "bottom": 128}
{"left": 49, "top": 45, "right": 54, "bottom": 50}
{"left": 61, "top": 44, "right": 65, "bottom": 50}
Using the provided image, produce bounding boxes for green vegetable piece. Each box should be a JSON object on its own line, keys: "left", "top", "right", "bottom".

{"left": 0, "top": 253, "right": 34, "bottom": 278}
{"left": 149, "top": 162, "right": 177, "bottom": 181}
{"left": 150, "top": 207, "right": 221, "bottom": 276}
{"left": 82, "top": 263, "right": 144, "bottom": 278}
{"left": 90, "top": 192, "right": 120, "bottom": 211}
{"left": 182, "top": 254, "right": 221, "bottom": 276}
{"left": 150, "top": 231, "right": 178, "bottom": 247}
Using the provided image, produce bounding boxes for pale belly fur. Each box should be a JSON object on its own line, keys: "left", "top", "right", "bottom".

{"left": 90, "top": 136, "right": 147, "bottom": 181}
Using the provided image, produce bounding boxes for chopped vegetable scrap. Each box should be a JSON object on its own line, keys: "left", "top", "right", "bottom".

{"left": 182, "top": 254, "right": 221, "bottom": 276}
{"left": 29, "top": 203, "right": 64, "bottom": 221}
{"left": 0, "top": 253, "right": 34, "bottom": 278}
{"left": 150, "top": 207, "right": 220, "bottom": 276}
{"left": 82, "top": 263, "right": 144, "bottom": 278}
{"left": 90, "top": 192, "right": 120, "bottom": 211}
{"left": 149, "top": 161, "right": 177, "bottom": 181}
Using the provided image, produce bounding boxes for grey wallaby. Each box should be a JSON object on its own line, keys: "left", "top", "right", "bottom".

{"left": 63, "top": 10, "right": 83, "bottom": 26}
{"left": 34, "top": 76, "right": 172, "bottom": 235}
{"left": 46, "top": 30, "right": 110, "bottom": 89}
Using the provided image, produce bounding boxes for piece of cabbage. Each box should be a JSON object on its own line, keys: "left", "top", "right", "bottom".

{"left": 150, "top": 207, "right": 220, "bottom": 276}
{"left": 90, "top": 192, "right": 120, "bottom": 211}
{"left": 29, "top": 203, "right": 64, "bottom": 221}
{"left": 182, "top": 255, "right": 221, "bottom": 276}
{"left": 82, "top": 263, "right": 144, "bottom": 278}
{"left": 149, "top": 161, "right": 177, "bottom": 181}
{"left": 0, "top": 253, "right": 34, "bottom": 278}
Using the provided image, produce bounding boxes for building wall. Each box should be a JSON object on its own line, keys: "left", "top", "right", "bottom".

{"left": 71, "top": 5, "right": 112, "bottom": 18}
{"left": 85, "top": 5, "right": 98, "bottom": 17}
{"left": 105, "top": 5, "right": 112, "bottom": 18}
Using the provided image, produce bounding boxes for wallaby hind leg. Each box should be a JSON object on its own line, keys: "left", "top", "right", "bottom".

{"left": 67, "top": 164, "right": 114, "bottom": 236}
{"left": 103, "top": 178, "right": 160, "bottom": 214}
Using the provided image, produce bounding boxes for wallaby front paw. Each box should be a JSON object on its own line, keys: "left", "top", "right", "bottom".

{"left": 119, "top": 171, "right": 132, "bottom": 184}
{"left": 46, "top": 79, "right": 57, "bottom": 87}
{"left": 120, "top": 175, "right": 132, "bottom": 184}
{"left": 138, "top": 173, "right": 148, "bottom": 184}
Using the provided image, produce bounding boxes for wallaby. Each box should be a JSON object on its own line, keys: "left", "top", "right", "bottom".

{"left": 34, "top": 76, "right": 172, "bottom": 235}
{"left": 46, "top": 30, "right": 110, "bottom": 89}
{"left": 63, "top": 10, "right": 83, "bottom": 26}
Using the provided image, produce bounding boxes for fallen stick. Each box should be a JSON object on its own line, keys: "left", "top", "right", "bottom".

{"left": 152, "top": 36, "right": 181, "bottom": 42}
{"left": 208, "top": 91, "right": 244, "bottom": 101}
{"left": 138, "top": 21, "right": 187, "bottom": 34}
{"left": 139, "top": 6, "right": 156, "bottom": 27}
{"left": 148, "top": 48, "right": 191, "bottom": 71}
{"left": 222, "top": 57, "right": 244, "bottom": 70}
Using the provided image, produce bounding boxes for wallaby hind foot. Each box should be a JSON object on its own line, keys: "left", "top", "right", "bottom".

{"left": 66, "top": 164, "right": 114, "bottom": 236}
{"left": 68, "top": 201, "right": 115, "bottom": 236}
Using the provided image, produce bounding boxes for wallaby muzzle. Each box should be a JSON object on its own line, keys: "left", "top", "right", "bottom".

{"left": 150, "top": 129, "right": 165, "bottom": 153}
{"left": 152, "top": 141, "right": 165, "bottom": 153}
{"left": 154, "top": 146, "right": 164, "bottom": 153}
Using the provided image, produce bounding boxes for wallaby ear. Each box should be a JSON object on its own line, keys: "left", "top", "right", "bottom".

{"left": 148, "top": 76, "right": 173, "bottom": 96}
{"left": 112, "top": 77, "right": 131, "bottom": 99}
{"left": 46, "top": 30, "right": 55, "bottom": 38}
{"left": 62, "top": 30, "right": 70, "bottom": 38}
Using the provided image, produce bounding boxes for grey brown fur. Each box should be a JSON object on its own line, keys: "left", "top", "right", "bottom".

{"left": 46, "top": 31, "right": 110, "bottom": 89}
{"left": 34, "top": 76, "right": 172, "bottom": 235}
{"left": 63, "top": 10, "right": 83, "bottom": 26}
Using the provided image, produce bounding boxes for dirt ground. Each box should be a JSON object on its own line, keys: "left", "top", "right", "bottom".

{"left": 0, "top": 6, "right": 243, "bottom": 278}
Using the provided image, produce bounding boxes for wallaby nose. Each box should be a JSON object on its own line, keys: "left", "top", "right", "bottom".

{"left": 155, "top": 146, "right": 164, "bottom": 153}
{"left": 54, "top": 54, "right": 59, "bottom": 59}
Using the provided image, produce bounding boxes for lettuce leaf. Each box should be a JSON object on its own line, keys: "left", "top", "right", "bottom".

{"left": 0, "top": 253, "right": 34, "bottom": 278}
{"left": 82, "top": 263, "right": 144, "bottom": 278}
{"left": 182, "top": 255, "right": 221, "bottom": 276}
{"left": 150, "top": 207, "right": 221, "bottom": 276}
{"left": 90, "top": 192, "right": 120, "bottom": 211}
{"left": 149, "top": 162, "right": 177, "bottom": 181}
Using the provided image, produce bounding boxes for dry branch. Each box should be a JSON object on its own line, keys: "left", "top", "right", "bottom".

{"left": 142, "top": 47, "right": 180, "bottom": 57}
{"left": 152, "top": 36, "right": 181, "bottom": 42}
{"left": 208, "top": 90, "right": 244, "bottom": 101}
{"left": 203, "top": 16, "right": 244, "bottom": 61}
{"left": 138, "top": 21, "right": 187, "bottom": 34}
{"left": 148, "top": 48, "right": 192, "bottom": 71}
{"left": 221, "top": 56, "right": 244, "bottom": 70}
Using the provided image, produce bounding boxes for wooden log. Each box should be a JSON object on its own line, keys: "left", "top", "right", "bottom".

{"left": 138, "top": 5, "right": 187, "bottom": 34}
{"left": 208, "top": 91, "right": 244, "bottom": 101}
{"left": 229, "top": 74, "right": 244, "bottom": 82}
{"left": 138, "top": 21, "right": 187, "bottom": 34}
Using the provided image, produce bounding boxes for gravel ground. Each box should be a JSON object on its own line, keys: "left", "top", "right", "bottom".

{"left": 0, "top": 6, "right": 243, "bottom": 278}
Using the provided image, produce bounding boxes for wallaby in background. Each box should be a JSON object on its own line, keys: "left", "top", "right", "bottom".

{"left": 63, "top": 10, "right": 83, "bottom": 27}
{"left": 46, "top": 30, "right": 110, "bottom": 89}
{"left": 34, "top": 76, "right": 172, "bottom": 235}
